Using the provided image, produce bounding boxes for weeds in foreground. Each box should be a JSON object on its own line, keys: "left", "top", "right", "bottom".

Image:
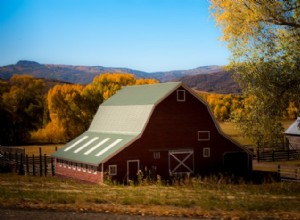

{"left": 0, "top": 173, "right": 300, "bottom": 214}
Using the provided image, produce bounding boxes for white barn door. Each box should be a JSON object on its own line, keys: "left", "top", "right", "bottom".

{"left": 169, "top": 150, "right": 194, "bottom": 175}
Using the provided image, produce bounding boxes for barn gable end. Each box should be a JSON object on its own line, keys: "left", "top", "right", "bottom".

{"left": 52, "top": 82, "right": 252, "bottom": 183}
{"left": 285, "top": 117, "right": 300, "bottom": 150}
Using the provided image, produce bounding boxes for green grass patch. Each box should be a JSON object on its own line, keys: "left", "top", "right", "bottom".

{"left": 1, "top": 173, "right": 300, "bottom": 215}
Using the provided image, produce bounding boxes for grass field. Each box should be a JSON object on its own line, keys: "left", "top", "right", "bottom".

{"left": 0, "top": 173, "right": 300, "bottom": 219}
{"left": 2, "top": 120, "right": 299, "bottom": 219}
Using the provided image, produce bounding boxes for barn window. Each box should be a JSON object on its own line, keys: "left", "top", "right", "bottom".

{"left": 82, "top": 164, "right": 86, "bottom": 172}
{"left": 203, "top": 148, "right": 210, "bottom": 158}
{"left": 73, "top": 163, "right": 77, "bottom": 170}
{"left": 87, "top": 165, "right": 92, "bottom": 173}
{"left": 77, "top": 163, "right": 81, "bottom": 171}
{"left": 177, "top": 90, "right": 186, "bottom": 102}
{"left": 198, "top": 131, "right": 210, "bottom": 141}
{"left": 92, "top": 166, "right": 97, "bottom": 174}
{"left": 153, "top": 151, "right": 160, "bottom": 159}
{"left": 109, "top": 165, "right": 117, "bottom": 176}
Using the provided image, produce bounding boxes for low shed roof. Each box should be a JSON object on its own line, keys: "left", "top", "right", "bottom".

{"left": 285, "top": 117, "right": 300, "bottom": 136}
{"left": 52, "top": 82, "right": 182, "bottom": 165}
{"left": 53, "top": 131, "right": 136, "bottom": 165}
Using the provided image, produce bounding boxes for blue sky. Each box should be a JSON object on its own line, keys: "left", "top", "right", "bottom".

{"left": 0, "top": 0, "right": 229, "bottom": 72}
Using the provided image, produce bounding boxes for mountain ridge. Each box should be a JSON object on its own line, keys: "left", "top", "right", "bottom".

{"left": 0, "top": 60, "right": 239, "bottom": 93}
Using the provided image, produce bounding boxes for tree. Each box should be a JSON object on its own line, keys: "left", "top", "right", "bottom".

{"left": 47, "top": 84, "right": 87, "bottom": 142}
{"left": 210, "top": 0, "right": 300, "bottom": 147}
{"left": 1, "top": 75, "right": 45, "bottom": 144}
{"left": 32, "top": 73, "right": 159, "bottom": 143}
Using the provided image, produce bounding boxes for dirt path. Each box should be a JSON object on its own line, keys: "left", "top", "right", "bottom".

{"left": 0, "top": 209, "right": 204, "bottom": 220}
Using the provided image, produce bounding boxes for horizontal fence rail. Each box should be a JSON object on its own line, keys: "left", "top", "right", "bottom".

{"left": 0, "top": 148, "right": 55, "bottom": 176}
{"left": 257, "top": 149, "right": 300, "bottom": 162}
{"left": 278, "top": 165, "right": 300, "bottom": 182}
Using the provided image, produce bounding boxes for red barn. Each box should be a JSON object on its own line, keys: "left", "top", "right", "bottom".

{"left": 52, "top": 82, "right": 252, "bottom": 183}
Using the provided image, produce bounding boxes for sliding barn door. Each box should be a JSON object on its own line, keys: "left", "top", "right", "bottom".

{"left": 169, "top": 150, "right": 194, "bottom": 175}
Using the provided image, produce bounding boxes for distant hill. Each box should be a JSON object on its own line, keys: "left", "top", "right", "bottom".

{"left": 0, "top": 60, "right": 239, "bottom": 93}
{"left": 0, "top": 60, "right": 150, "bottom": 85}
{"left": 179, "top": 71, "right": 241, "bottom": 94}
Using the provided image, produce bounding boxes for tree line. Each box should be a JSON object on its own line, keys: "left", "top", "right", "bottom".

{"left": 0, "top": 73, "right": 158, "bottom": 145}
{"left": 1, "top": 72, "right": 298, "bottom": 146}
{"left": 199, "top": 93, "right": 299, "bottom": 122}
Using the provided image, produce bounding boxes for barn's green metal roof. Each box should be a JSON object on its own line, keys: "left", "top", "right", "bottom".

{"left": 52, "top": 82, "right": 182, "bottom": 165}
{"left": 52, "top": 131, "right": 136, "bottom": 165}
{"left": 102, "top": 82, "right": 181, "bottom": 106}
{"left": 89, "top": 105, "right": 153, "bottom": 135}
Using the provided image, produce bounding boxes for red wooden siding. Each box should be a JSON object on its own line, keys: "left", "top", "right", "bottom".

{"left": 104, "top": 86, "right": 250, "bottom": 182}
{"left": 55, "top": 160, "right": 102, "bottom": 183}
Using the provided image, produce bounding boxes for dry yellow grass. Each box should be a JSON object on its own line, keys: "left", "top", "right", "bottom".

{"left": 0, "top": 173, "right": 300, "bottom": 219}
{"left": 21, "top": 144, "right": 64, "bottom": 156}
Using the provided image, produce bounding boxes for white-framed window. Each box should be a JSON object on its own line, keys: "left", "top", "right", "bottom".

{"left": 177, "top": 90, "right": 186, "bottom": 102}
{"left": 87, "top": 165, "right": 92, "bottom": 173}
{"left": 58, "top": 159, "right": 62, "bottom": 167}
{"left": 93, "top": 166, "right": 97, "bottom": 174}
{"left": 198, "top": 131, "right": 210, "bottom": 141}
{"left": 153, "top": 151, "right": 160, "bottom": 159}
{"left": 82, "top": 164, "right": 86, "bottom": 172}
{"left": 108, "top": 165, "right": 117, "bottom": 176}
{"left": 77, "top": 163, "right": 81, "bottom": 171}
{"left": 203, "top": 147, "right": 211, "bottom": 158}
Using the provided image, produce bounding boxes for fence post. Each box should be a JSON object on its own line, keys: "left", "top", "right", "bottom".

{"left": 51, "top": 157, "right": 55, "bottom": 176}
{"left": 32, "top": 154, "right": 36, "bottom": 176}
{"left": 272, "top": 149, "right": 275, "bottom": 162}
{"left": 26, "top": 154, "right": 29, "bottom": 175}
{"left": 18, "top": 153, "right": 24, "bottom": 175}
{"left": 257, "top": 149, "right": 260, "bottom": 162}
{"left": 44, "top": 154, "right": 47, "bottom": 176}
{"left": 278, "top": 164, "right": 281, "bottom": 180}
{"left": 39, "top": 147, "right": 42, "bottom": 176}
{"left": 15, "top": 153, "right": 18, "bottom": 172}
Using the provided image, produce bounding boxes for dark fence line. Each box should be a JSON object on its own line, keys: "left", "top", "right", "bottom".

{"left": 0, "top": 148, "right": 55, "bottom": 176}
{"left": 257, "top": 149, "right": 300, "bottom": 162}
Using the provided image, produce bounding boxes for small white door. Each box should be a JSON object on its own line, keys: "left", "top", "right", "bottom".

{"left": 127, "top": 160, "right": 140, "bottom": 181}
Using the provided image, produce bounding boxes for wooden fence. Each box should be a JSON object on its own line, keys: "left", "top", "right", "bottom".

{"left": 0, "top": 147, "right": 55, "bottom": 176}
{"left": 257, "top": 149, "right": 300, "bottom": 162}
{"left": 278, "top": 165, "right": 300, "bottom": 182}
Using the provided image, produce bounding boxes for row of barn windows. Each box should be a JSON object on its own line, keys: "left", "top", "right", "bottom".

{"left": 56, "top": 159, "right": 98, "bottom": 174}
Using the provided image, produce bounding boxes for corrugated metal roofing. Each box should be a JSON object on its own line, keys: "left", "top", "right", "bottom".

{"left": 52, "top": 82, "right": 181, "bottom": 165}
{"left": 89, "top": 105, "right": 153, "bottom": 134}
{"left": 52, "top": 131, "right": 136, "bottom": 165}
{"left": 102, "top": 82, "right": 181, "bottom": 106}
{"left": 285, "top": 117, "right": 300, "bottom": 136}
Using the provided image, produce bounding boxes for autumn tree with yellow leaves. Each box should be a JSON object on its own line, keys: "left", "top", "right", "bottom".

{"left": 31, "top": 73, "right": 159, "bottom": 143}
{"left": 0, "top": 75, "right": 45, "bottom": 144}
{"left": 210, "top": 0, "right": 300, "bottom": 148}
